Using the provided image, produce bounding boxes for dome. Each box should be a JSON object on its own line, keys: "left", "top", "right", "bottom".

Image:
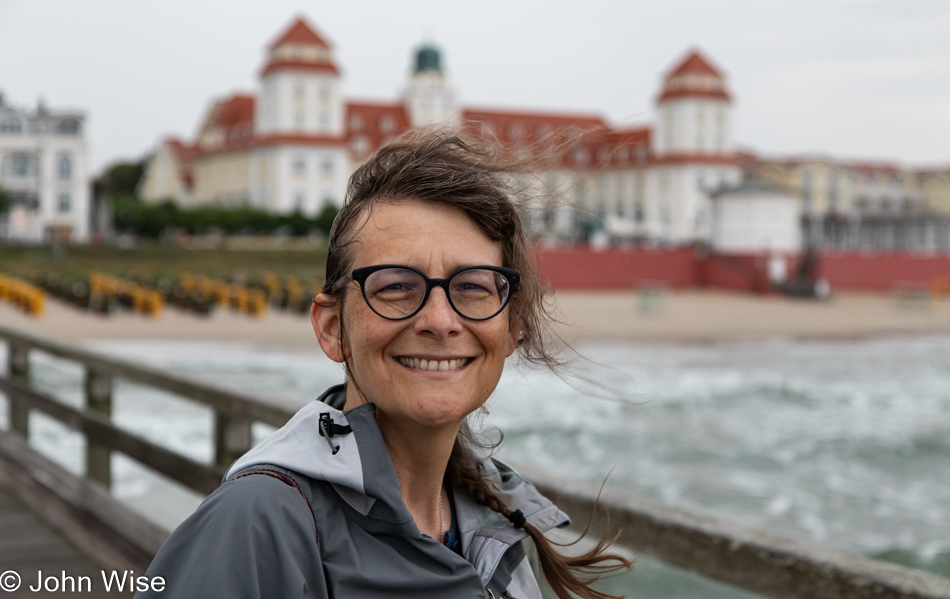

{"left": 414, "top": 44, "right": 442, "bottom": 74}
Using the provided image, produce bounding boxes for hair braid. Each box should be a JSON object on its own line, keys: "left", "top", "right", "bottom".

{"left": 446, "top": 424, "right": 633, "bottom": 599}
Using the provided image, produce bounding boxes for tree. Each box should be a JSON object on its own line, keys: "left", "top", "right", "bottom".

{"left": 0, "top": 186, "right": 10, "bottom": 214}
{"left": 314, "top": 205, "right": 339, "bottom": 236}
{"left": 100, "top": 160, "right": 145, "bottom": 197}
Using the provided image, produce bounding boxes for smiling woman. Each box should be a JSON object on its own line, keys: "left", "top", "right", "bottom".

{"left": 136, "top": 130, "right": 632, "bottom": 599}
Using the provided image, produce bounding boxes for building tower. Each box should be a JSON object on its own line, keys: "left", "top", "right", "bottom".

{"left": 256, "top": 17, "right": 343, "bottom": 136}
{"left": 250, "top": 17, "right": 348, "bottom": 215}
{"left": 649, "top": 49, "right": 741, "bottom": 243}
{"left": 402, "top": 43, "right": 459, "bottom": 127}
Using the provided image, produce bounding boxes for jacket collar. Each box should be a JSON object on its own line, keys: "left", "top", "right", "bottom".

{"left": 226, "top": 384, "right": 569, "bottom": 535}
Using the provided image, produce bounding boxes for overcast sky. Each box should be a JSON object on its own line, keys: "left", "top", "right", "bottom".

{"left": 1, "top": 0, "right": 947, "bottom": 173}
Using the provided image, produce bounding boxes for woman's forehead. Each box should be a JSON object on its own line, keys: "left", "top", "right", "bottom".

{"left": 349, "top": 199, "right": 503, "bottom": 268}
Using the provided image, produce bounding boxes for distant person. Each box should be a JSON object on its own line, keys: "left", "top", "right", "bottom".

{"left": 136, "top": 130, "right": 632, "bottom": 599}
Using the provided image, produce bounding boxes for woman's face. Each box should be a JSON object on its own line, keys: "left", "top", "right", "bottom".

{"left": 312, "top": 199, "right": 519, "bottom": 432}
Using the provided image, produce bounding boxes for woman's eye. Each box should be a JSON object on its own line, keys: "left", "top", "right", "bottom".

{"left": 454, "top": 281, "right": 491, "bottom": 294}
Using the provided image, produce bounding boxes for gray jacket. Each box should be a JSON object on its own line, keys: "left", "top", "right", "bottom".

{"left": 136, "top": 385, "right": 569, "bottom": 598}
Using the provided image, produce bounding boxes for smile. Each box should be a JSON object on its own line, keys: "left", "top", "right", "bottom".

{"left": 397, "top": 357, "right": 474, "bottom": 371}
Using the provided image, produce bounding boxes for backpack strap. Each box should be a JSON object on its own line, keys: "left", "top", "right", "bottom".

{"left": 233, "top": 469, "right": 321, "bottom": 554}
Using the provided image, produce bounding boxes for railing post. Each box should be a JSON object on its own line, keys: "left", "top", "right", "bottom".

{"left": 215, "top": 413, "right": 252, "bottom": 470}
{"left": 84, "top": 365, "right": 113, "bottom": 488}
{"left": 8, "top": 341, "right": 30, "bottom": 438}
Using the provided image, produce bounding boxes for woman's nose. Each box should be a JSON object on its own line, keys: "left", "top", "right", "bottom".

{"left": 413, "top": 287, "right": 462, "bottom": 336}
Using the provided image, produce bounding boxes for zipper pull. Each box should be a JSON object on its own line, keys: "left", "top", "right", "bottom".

{"left": 318, "top": 412, "right": 351, "bottom": 455}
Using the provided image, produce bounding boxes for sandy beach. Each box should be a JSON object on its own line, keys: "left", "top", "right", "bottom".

{"left": 2, "top": 289, "right": 950, "bottom": 347}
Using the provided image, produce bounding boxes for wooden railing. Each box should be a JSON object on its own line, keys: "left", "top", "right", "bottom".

{"left": 1, "top": 326, "right": 949, "bottom": 599}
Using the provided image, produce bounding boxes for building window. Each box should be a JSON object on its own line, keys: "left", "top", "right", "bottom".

{"left": 319, "top": 111, "right": 329, "bottom": 128}
{"left": 58, "top": 193, "right": 71, "bottom": 212}
{"left": 379, "top": 115, "right": 396, "bottom": 134}
{"left": 319, "top": 83, "right": 330, "bottom": 102}
{"left": 294, "top": 80, "right": 305, "bottom": 100}
{"left": 58, "top": 154, "right": 72, "bottom": 180}
{"left": 696, "top": 108, "right": 705, "bottom": 148}
{"left": 294, "top": 192, "right": 306, "bottom": 212}
{"left": 321, "top": 158, "right": 333, "bottom": 176}
{"left": 12, "top": 153, "right": 31, "bottom": 177}
{"left": 664, "top": 112, "right": 674, "bottom": 149}
{"left": 55, "top": 118, "right": 80, "bottom": 135}
{"left": 573, "top": 148, "right": 590, "bottom": 167}
{"left": 802, "top": 171, "right": 813, "bottom": 213}
{"left": 0, "top": 118, "right": 22, "bottom": 134}
{"left": 351, "top": 136, "right": 370, "bottom": 156}
{"left": 716, "top": 109, "right": 725, "bottom": 149}
{"left": 293, "top": 155, "right": 306, "bottom": 175}
{"left": 574, "top": 180, "right": 587, "bottom": 205}
{"left": 294, "top": 111, "right": 305, "bottom": 129}
{"left": 829, "top": 172, "right": 839, "bottom": 211}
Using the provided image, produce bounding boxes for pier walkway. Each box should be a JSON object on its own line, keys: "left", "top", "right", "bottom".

{"left": 0, "top": 482, "right": 132, "bottom": 598}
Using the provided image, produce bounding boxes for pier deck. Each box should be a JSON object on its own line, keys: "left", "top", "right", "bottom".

{"left": 0, "top": 482, "right": 133, "bottom": 598}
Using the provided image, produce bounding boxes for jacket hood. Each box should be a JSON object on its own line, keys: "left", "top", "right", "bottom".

{"left": 225, "top": 384, "right": 570, "bottom": 535}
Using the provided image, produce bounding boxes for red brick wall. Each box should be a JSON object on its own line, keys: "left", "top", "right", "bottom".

{"left": 535, "top": 247, "right": 697, "bottom": 289}
{"left": 536, "top": 247, "right": 950, "bottom": 293}
{"left": 819, "top": 252, "right": 950, "bottom": 291}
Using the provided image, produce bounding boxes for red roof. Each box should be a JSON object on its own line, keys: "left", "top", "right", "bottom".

{"left": 606, "top": 127, "right": 650, "bottom": 146}
{"left": 462, "top": 108, "right": 608, "bottom": 142}
{"left": 458, "top": 109, "right": 656, "bottom": 170}
{"left": 738, "top": 152, "right": 908, "bottom": 176}
{"left": 261, "top": 17, "right": 339, "bottom": 78}
{"left": 657, "top": 49, "right": 731, "bottom": 103}
{"left": 269, "top": 17, "right": 331, "bottom": 50}
{"left": 163, "top": 137, "right": 198, "bottom": 189}
{"left": 665, "top": 50, "right": 723, "bottom": 79}
{"left": 345, "top": 101, "right": 412, "bottom": 159}
{"left": 210, "top": 94, "right": 255, "bottom": 130}
{"left": 164, "top": 137, "right": 200, "bottom": 164}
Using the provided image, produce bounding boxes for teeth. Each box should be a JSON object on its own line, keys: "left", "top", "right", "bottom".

{"left": 398, "top": 357, "right": 469, "bottom": 371}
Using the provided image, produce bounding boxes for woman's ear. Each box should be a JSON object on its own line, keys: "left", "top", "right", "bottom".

{"left": 506, "top": 317, "right": 521, "bottom": 357}
{"left": 311, "top": 294, "right": 347, "bottom": 363}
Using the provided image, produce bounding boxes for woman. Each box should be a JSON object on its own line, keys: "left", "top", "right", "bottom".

{"left": 137, "top": 130, "right": 630, "bottom": 599}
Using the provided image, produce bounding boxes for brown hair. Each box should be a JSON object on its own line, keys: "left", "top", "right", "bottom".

{"left": 322, "top": 128, "right": 632, "bottom": 599}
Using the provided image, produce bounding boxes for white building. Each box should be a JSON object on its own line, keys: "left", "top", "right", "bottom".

{"left": 710, "top": 181, "right": 801, "bottom": 253}
{"left": 139, "top": 17, "right": 741, "bottom": 245}
{"left": 0, "top": 94, "right": 90, "bottom": 243}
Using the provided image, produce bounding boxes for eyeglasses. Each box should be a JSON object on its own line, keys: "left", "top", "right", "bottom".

{"left": 348, "top": 264, "right": 520, "bottom": 321}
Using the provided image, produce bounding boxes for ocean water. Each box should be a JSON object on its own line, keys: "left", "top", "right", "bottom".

{"left": 5, "top": 335, "right": 949, "bottom": 597}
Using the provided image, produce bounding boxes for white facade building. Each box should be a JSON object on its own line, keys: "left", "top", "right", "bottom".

{"left": 710, "top": 182, "right": 801, "bottom": 253}
{"left": 0, "top": 94, "right": 90, "bottom": 243}
{"left": 139, "top": 18, "right": 742, "bottom": 246}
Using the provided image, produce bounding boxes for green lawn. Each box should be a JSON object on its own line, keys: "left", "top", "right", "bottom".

{"left": 0, "top": 243, "right": 329, "bottom": 284}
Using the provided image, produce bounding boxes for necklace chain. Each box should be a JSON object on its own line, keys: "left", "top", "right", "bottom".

{"left": 438, "top": 485, "right": 445, "bottom": 544}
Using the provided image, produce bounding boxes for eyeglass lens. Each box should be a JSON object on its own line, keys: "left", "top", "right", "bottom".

{"left": 362, "top": 268, "right": 511, "bottom": 320}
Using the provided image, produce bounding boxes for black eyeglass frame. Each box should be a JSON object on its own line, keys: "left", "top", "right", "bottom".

{"left": 348, "top": 264, "right": 521, "bottom": 321}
